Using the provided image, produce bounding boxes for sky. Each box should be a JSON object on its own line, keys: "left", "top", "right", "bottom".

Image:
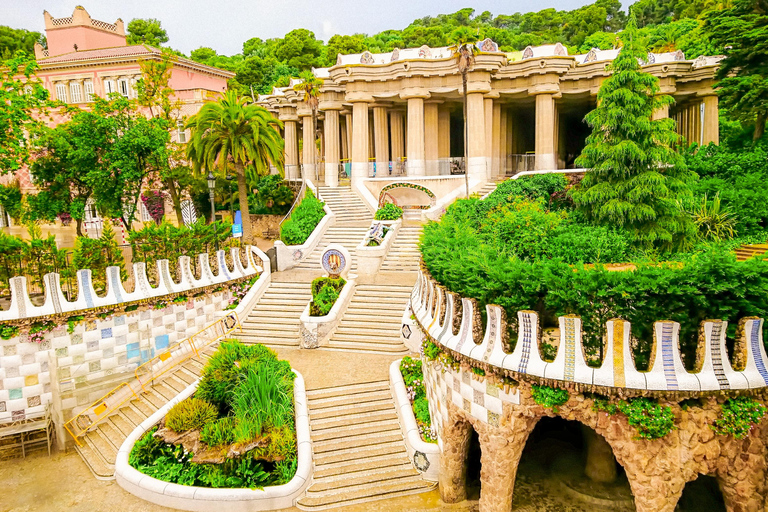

{"left": 1, "top": 0, "right": 625, "bottom": 56}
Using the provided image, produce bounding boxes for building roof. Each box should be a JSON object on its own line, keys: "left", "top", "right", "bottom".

{"left": 37, "top": 44, "right": 235, "bottom": 79}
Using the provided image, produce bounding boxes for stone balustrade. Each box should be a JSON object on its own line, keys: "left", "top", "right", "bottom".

{"left": 412, "top": 269, "right": 768, "bottom": 394}
{"left": 1, "top": 247, "right": 263, "bottom": 322}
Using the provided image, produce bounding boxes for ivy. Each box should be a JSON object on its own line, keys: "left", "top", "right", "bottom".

{"left": 0, "top": 324, "right": 20, "bottom": 340}
{"left": 422, "top": 339, "right": 441, "bottom": 361}
{"left": 531, "top": 384, "right": 570, "bottom": 412}
{"left": 712, "top": 397, "right": 766, "bottom": 439}
{"left": 617, "top": 398, "right": 676, "bottom": 440}
{"left": 67, "top": 315, "right": 84, "bottom": 334}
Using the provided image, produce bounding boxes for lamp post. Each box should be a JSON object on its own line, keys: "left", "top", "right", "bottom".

{"left": 207, "top": 171, "right": 219, "bottom": 252}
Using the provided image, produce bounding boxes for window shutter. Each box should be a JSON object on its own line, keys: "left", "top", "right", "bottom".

{"left": 84, "top": 81, "right": 94, "bottom": 102}
{"left": 55, "top": 83, "right": 68, "bottom": 102}
{"left": 70, "top": 82, "right": 82, "bottom": 103}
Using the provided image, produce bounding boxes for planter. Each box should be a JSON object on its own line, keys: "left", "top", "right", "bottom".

{"left": 299, "top": 279, "right": 355, "bottom": 349}
{"left": 114, "top": 371, "right": 312, "bottom": 512}
{"left": 389, "top": 359, "right": 439, "bottom": 481}
{"left": 355, "top": 220, "right": 401, "bottom": 278}
{"left": 400, "top": 300, "right": 424, "bottom": 353}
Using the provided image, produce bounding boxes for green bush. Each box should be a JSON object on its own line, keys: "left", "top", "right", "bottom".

{"left": 280, "top": 189, "right": 325, "bottom": 245}
{"left": 400, "top": 356, "right": 435, "bottom": 443}
{"left": 309, "top": 277, "right": 345, "bottom": 316}
{"left": 711, "top": 397, "right": 767, "bottom": 439}
{"left": 165, "top": 397, "right": 218, "bottom": 432}
{"left": 72, "top": 224, "right": 126, "bottom": 292}
{"left": 531, "top": 384, "right": 569, "bottom": 412}
{"left": 617, "top": 398, "right": 675, "bottom": 440}
{"left": 374, "top": 203, "right": 403, "bottom": 220}
{"left": 249, "top": 175, "right": 295, "bottom": 215}
{"left": 200, "top": 416, "right": 237, "bottom": 446}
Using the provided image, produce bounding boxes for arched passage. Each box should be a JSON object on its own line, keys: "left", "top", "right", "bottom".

{"left": 677, "top": 475, "right": 725, "bottom": 512}
{"left": 513, "top": 416, "right": 634, "bottom": 511}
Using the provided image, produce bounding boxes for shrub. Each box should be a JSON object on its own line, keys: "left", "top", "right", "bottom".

{"left": 200, "top": 416, "right": 237, "bottom": 446}
{"left": 374, "top": 203, "right": 403, "bottom": 220}
{"left": 309, "top": 277, "right": 345, "bottom": 316}
{"left": 531, "top": 384, "right": 569, "bottom": 412}
{"left": 165, "top": 397, "right": 218, "bottom": 432}
{"left": 712, "top": 397, "right": 767, "bottom": 439}
{"left": 280, "top": 189, "right": 325, "bottom": 245}
{"left": 617, "top": 398, "right": 675, "bottom": 440}
{"left": 400, "top": 356, "right": 436, "bottom": 443}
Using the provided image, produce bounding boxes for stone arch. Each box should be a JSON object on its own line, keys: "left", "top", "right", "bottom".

{"left": 677, "top": 475, "right": 726, "bottom": 511}
{"left": 378, "top": 182, "right": 437, "bottom": 210}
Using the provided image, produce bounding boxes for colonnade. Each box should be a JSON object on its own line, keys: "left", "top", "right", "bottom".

{"left": 673, "top": 96, "right": 719, "bottom": 145}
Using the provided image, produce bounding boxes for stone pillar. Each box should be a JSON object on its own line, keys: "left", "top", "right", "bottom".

{"left": 499, "top": 107, "right": 508, "bottom": 176}
{"left": 405, "top": 95, "right": 427, "bottom": 176}
{"left": 535, "top": 93, "right": 556, "bottom": 170}
{"left": 582, "top": 426, "right": 617, "bottom": 483}
{"left": 652, "top": 104, "right": 669, "bottom": 121}
{"left": 301, "top": 113, "right": 316, "bottom": 181}
{"left": 339, "top": 115, "right": 349, "bottom": 161}
{"left": 344, "top": 113, "right": 353, "bottom": 161}
{"left": 390, "top": 110, "right": 405, "bottom": 164}
{"left": 424, "top": 101, "right": 440, "bottom": 175}
{"left": 323, "top": 109, "right": 340, "bottom": 187}
{"left": 681, "top": 107, "right": 689, "bottom": 142}
{"left": 350, "top": 99, "right": 370, "bottom": 183}
{"left": 467, "top": 92, "right": 487, "bottom": 179}
{"left": 491, "top": 101, "right": 501, "bottom": 179}
{"left": 438, "top": 106, "right": 451, "bottom": 174}
{"left": 702, "top": 95, "right": 719, "bottom": 145}
{"left": 282, "top": 118, "right": 300, "bottom": 181}
{"left": 484, "top": 97, "right": 494, "bottom": 180}
{"left": 373, "top": 105, "right": 390, "bottom": 172}
{"left": 439, "top": 413, "right": 473, "bottom": 503}
{"left": 478, "top": 423, "right": 531, "bottom": 512}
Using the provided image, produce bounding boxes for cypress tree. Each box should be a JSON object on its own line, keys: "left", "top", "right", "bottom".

{"left": 572, "top": 14, "right": 695, "bottom": 250}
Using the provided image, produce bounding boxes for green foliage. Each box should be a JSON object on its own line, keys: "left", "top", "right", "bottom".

{"left": 712, "top": 397, "right": 767, "bottom": 439}
{"left": 0, "top": 181, "right": 22, "bottom": 220}
{"left": 573, "top": 15, "right": 696, "bottom": 250}
{"left": 249, "top": 175, "right": 294, "bottom": 215}
{"left": 126, "top": 18, "right": 170, "bottom": 47}
{"left": 0, "top": 324, "right": 20, "bottom": 340}
{"left": 67, "top": 315, "right": 84, "bottom": 334}
{"left": 531, "top": 385, "right": 570, "bottom": 412}
{"left": 72, "top": 224, "right": 126, "bottom": 293}
{"left": 0, "top": 26, "right": 44, "bottom": 60}
{"left": 280, "top": 189, "right": 326, "bottom": 245}
{"left": 232, "top": 361, "right": 294, "bottom": 442}
{"left": 374, "top": 203, "right": 404, "bottom": 220}
{"left": 422, "top": 340, "right": 441, "bottom": 361}
{"left": 165, "top": 397, "right": 218, "bottom": 432}
{"left": 400, "top": 356, "right": 436, "bottom": 443}
{"left": 617, "top": 398, "right": 676, "bottom": 439}
{"left": 680, "top": 193, "right": 738, "bottom": 242}
{"left": 310, "top": 277, "right": 345, "bottom": 316}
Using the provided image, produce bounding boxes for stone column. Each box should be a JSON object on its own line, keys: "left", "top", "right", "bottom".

{"left": 344, "top": 112, "right": 353, "bottom": 161}
{"left": 485, "top": 97, "right": 494, "bottom": 180}
{"left": 535, "top": 93, "right": 556, "bottom": 170}
{"left": 499, "top": 107, "right": 508, "bottom": 176}
{"left": 681, "top": 107, "right": 689, "bottom": 142}
{"left": 339, "top": 114, "right": 349, "bottom": 161}
{"left": 439, "top": 412, "right": 473, "bottom": 503}
{"left": 424, "top": 101, "right": 440, "bottom": 176}
{"left": 403, "top": 92, "right": 428, "bottom": 176}
{"left": 323, "top": 109, "right": 340, "bottom": 187}
{"left": 694, "top": 102, "right": 703, "bottom": 145}
{"left": 373, "top": 105, "right": 390, "bottom": 172}
{"left": 467, "top": 92, "right": 487, "bottom": 179}
{"left": 281, "top": 115, "right": 300, "bottom": 181}
{"left": 652, "top": 104, "right": 669, "bottom": 121}
{"left": 390, "top": 110, "right": 405, "bottom": 164}
{"left": 350, "top": 98, "right": 371, "bottom": 183}
{"left": 478, "top": 422, "right": 532, "bottom": 512}
{"left": 438, "top": 106, "right": 451, "bottom": 174}
{"left": 301, "top": 113, "right": 316, "bottom": 181}
{"left": 702, "top": 95, "right": 719, "bottom": 145}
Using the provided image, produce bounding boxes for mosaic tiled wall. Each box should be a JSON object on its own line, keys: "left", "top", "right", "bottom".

{"left": 0, "top": 290, "right": 230, "bottom": 426}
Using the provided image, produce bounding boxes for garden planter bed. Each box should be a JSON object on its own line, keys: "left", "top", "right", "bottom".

{"left": 299, "top": 278, "right": 354, "bottom": 349}
{"left": 389, "top": 358, "right": 439, "bottom": 481}
{"left": 356, "top": 220, "right": 400, "bottom": 278}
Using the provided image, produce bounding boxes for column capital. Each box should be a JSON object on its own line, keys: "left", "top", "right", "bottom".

{"left": 297, "top": 106, "right": 313, "bottom": 118}
{"left": 345, "top": 91, "right": 374, "bottom": 103}
{"left": 278, "top": 111, "right": 299, "bottom": 122}
{"left": 319, "top": 100, "right": 344, "bottom": 111}
{"left": 399, "top": 88, "right": 431, "bottom": 100}
{"left": 527, "top": 83, "right": 561, "bottom": 97}
{"left": 371, "top": 101, "right": 394, "bottom": 109}
{"left": 483, "top": 92, "right": 500, "bottom": 99}
{"left": 424, "top": 99, "right": 445, "bottom": 105}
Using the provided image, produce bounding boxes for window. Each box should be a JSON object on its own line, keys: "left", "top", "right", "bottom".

{"left": 55, "top": 83, "right": 68, "bottom": 103}
{"left": 177, "top": 121, "right": 187, "bottom": 143}
{"left": 84, "top": 81, "right": 94, "bottom": 102}
{"left": 118, "top": 78, "right": 130, "bottom": 98}
{"left": 104, "top": 79, "right": 116, "bottom": 96}
{"left": 69, "top": 82, "right": 82, "bottom": 103}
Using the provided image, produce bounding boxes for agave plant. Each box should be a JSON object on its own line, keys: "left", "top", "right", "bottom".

{"left": 684, "top": 193, "right": 738, "bottom": 241}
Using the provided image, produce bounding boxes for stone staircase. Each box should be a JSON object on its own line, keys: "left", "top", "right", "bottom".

{"left": 238, "top": 281, "right": 312, "bottom": 347}
{"left": 325, "top": 284, "right": 411, "bottom": 354}
{"left": 478, "top": 180, "right": 500, "bottom": 199}
{"left": 736, "top": 243, "right": 768, "bottom": 261}
{"left": 295, "top": 226, "right": 369, "bottom": 272}
{"left": 296, "top": 381, "right": 435, "bottom": 510}
{"left": 72, "top": 345, "right": 217, "bottom": 480}
{"left": 318, "top": 186, "right": 373, "bottom": 224}
{"left": 379, "top": 226, "right": 422, "bottom": 273}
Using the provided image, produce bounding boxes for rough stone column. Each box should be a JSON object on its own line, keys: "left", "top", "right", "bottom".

{"left": 484, "top": 97, "right": 494, "bottom": 180}
{"left": 282, "top": 117, "right": 300, "bottom": 181}
{"left": 390, "top": 110, "right": 405, "bottom": 164}
{"left": 301, "top": 112, "right": 316, "bottom": 181}
{"left": 323, "top": 109, "right": 340, "bottom": 187}
{"left": 534, "top": 93, "right": 556, "bottom": 170}
{"left": 424, "top": 101, "right": 440, "bottom": 175}
{"left": 373, "top": 105, "right": 390, "bottom": 171}
{"left": 439, "top": 410, "right": 473, "bottom": 503}
{"left": 350, "top": 98, "right": 371, "bottom": 183}
{"left": 703, "top": 95, "right": 719, "bottom": 145}
{"left": 438, "top": 106, "right": 451, "bottom": 174}
{"left": 477, "top": 422, "right": 531, "bottom": 512}
{"left": 404, "top": 93, "right": 427, "bottom": 176}
{"left": 467, "top": 92, "right": 487, "bottom": 180}
{"left": 681, "top": 107, "right": 690, "bottom": 142}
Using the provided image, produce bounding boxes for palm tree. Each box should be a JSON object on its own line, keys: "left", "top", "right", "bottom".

{"left": 185, "top": 90, "right": 284, "bottom": 244}
{"left": 293, "top": 71, "right": 324, "bottom": 183}
{"left": 449, "top": 27, "right": 478, "bottom": 199}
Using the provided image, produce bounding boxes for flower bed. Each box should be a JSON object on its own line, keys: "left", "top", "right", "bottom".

{"left": 280, "top": 189, "right": 326, "bottom": 245}
{"left": 129, "top": 340, "right": 298, "bottom": 488}
{"left": 400, "top": 356, "right": 436, "bottom": 443}
{"left": 309, "top": 276, "right": 345, "bottom": 317}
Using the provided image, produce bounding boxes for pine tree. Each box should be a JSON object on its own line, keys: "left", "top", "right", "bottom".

{"left": 572, "top": 14, "right": 695, "bottom": 249}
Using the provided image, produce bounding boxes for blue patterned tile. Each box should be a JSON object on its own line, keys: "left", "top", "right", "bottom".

{"left": 126, "top": 343, "right": 141, "bottom": 360}
{"left": 101, "top": 328, "right": 113, "bottom": 339}
{"left": 114, "top": 316, "right": 126, "bottom": 326}
{"left": 155, "top": 334, "right": 170, "bottom": 350}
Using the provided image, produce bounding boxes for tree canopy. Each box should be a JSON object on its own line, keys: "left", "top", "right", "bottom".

{"left": 126, "top": 18, "right": 170, "bottom": 47}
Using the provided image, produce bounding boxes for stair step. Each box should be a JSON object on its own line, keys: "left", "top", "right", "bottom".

{"left": 313, "top": 452, "right": 412, "bottom": 479}
{"left": 312, "top": 440, "right": 407, "bottom": 466}
{"left": 74, "top": 438, "right": 114, "bottom": 479}
{"left": 308, "top": 389, "right": 391, "bottom": 408}
{"left": 311, "top": 419, "right": 401, "bottom": 442}
{"left": 326, "top": 341, "right": 408, "bottom": 353}
{"left": 310, "top": 397, "right": 394, "bottom": 418}
{"left": 307, "top": 381, "right": 388, "bottom": 399}
{"left": 312, "top": 410, "right": 398, "bottom": 431}
{"left": 297, "top": 476, "right": 433, "bottom": 509}
{"left": 312, "top": 431, "right": 404, "bottom": 453}
{"left": 331, "top": 333, "right": 404, "bottom": 344}
{"left": 308, "top": 466, "right": 420, "bottom": 493}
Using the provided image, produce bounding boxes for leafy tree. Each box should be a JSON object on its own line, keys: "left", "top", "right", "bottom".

{"left": 126, "top": 18, "right": 169, "bottom": 47}
{"left": 273, "top": 29, "right": 323, "bottom": 70}
{"left": 190, "top": 47, "right": 217, "bottom": 63}
{"left": 449, "top": 27, "right": 479, "bottom": 199}
{"left": 0, "top": 181, "right": 22, "bottom": 221}
{"left": 1, "top": 52, "right": 49, "bottom": 175}
{"left": 186, "top": 91, "right": 284, "bottom": 243}
{"left": 572, "top": 15, "right": 695, "bottom": 249}
{"left": 704, "top": 0, "right": 768, "bottom": 141}
{"left": 293, "top": 71, "right": 323, "bottom": 182}
{"left": 324, "top": 34, "right": 367, "bottom": 66}
{"left": 0, "top": 26, "right": 44, "bottom": 60}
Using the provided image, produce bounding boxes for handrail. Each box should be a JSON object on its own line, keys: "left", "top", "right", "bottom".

{"left": 63, "top": 311, "right": 241, "bottom": 446}
{"left": 279, "top": 179, "right": 307, "bottom": 231}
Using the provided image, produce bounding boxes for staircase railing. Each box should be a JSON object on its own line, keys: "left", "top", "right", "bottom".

{"left": 278, "top": 179, "right": 307, "bottom": 236}
{"left": 64, "top": 312, "right": 241, "bottom": 446}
